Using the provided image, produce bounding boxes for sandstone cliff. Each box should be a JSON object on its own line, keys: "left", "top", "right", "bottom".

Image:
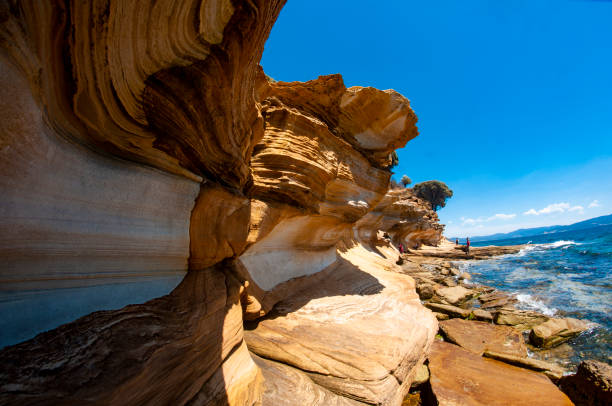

{"left": 0, "top": 1, "right": 442, "bottom": 405}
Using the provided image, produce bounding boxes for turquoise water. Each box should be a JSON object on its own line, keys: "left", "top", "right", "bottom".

{"left": 463, "top": 225, "right": 612, "bottom": 367}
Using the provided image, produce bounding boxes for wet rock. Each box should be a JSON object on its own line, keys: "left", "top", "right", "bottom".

{"left": 529, "top": 343, "right": 576, "bottom": 367}
{"left": 428, "top": 341, "right": 573, "bottom": 406}
{"left": 493, "top": 308, "right": 550, "bottom": 331}
{"left": 559, "top": 360, "right": 612, "bottom": 406}
{"left": 483, "top": 350, "right": 565, "bottom": 382}
{"left": 439, "top": 318, "right": 527, "bottom": 357}
{"left": 402, "top": 392, "right": 422, "bottom": 406}
{"left": 530, "top": 318, "right": 590, "bottom": 348}
{"left": 424, "top": 303, "right": 471, "bottom": 319}
{"left": 435, "top": 286, "right": 474, "bottom": 305}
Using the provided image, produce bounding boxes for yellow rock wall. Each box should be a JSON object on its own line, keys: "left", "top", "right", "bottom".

{"left": 0, "top": 1, "right": 442, "bottom": 405}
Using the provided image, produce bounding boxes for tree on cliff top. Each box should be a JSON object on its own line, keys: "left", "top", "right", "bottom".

{"left": 413, "top": 180, "right": 453, "bottom": 211}
{"left": 400, "top": 175, "right": 412, "bottom": 187}
{"left": 390, "top": 151, "right": 399, "bottom": 168}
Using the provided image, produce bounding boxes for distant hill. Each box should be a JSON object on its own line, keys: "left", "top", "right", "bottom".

{"left": 452, "top": 213, "right": 612, "bottom": 242}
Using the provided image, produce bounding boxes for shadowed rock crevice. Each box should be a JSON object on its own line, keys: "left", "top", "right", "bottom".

{"left": 0, "top": 265, "right": 258, "bottom": 405}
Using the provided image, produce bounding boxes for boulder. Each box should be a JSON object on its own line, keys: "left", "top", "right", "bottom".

{"left": 434, "top": 312, "right": 450, "bottom": 321}
{"left": 440, "top": 277, "right": 458, "bottom": 287}
{"left": 472, "top": 309, "right": 493, "bottom": 322}
{"left": 402, "top": 392, "right": 422, "bottom": 406}
{"left": 483, "top": 350, "right": 565, "bottom": 382}
{"left": 410, "top": 364, "right": 430, "bottom": 388}
{"left": 416, "top": 283, "right": 435, "bottom": 300}
{"left": 493, "top": 308, "right": 550, "bottom": 331}
{"left": 530, "top": 318, "right": 590, "bottom": 348}
{"left": 428, "top": 341, "right": 574, "bottom": 406}
{"left": 435, "top": 286, "right": 474, "bottom": 305}
{"left": 424, "top": 303, "right": 471, "bottom": 319}
{"left": 439, "top": 318, "right": 527, "bottom": 357}
{"left": 479, "top": 291, "right": 517, "bottom": 310}
{"left": 559, "top": 360, "right": 612, "bottom": 406}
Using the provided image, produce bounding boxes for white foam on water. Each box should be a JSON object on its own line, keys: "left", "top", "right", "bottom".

{"left": 515, "top": 293, "right": 557, "bottom": 316}
{"left": 514, "top": 240, "right": 582, "bottom": 257}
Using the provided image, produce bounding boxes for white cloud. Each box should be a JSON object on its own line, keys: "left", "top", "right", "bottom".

{"left": 539, "top": 202, "right": 570, "bottom": 214}
{"left": 523, "top": 202, "right": 583, "bottom": 216}
{"left": 487, "top": 213, "right": 516, "bottom": 221}
{"left": 462, "top": 218, "right": 477, "bottom": 226}
{"left": 588, "top": 200, "right": 600, "bottom": 208}
{"left": 568, "top": 205, "right": 584, "bottom": 213}
{"left": 461, "top": 213, "right": 515, "bottom": 226}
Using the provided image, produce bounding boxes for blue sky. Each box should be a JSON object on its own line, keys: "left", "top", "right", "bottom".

{"left": 261, "top": 0, "right": 612, "bottom": 237}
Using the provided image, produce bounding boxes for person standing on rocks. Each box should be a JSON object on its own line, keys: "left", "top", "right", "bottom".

{"left": 466, "top": 237, "right": 470, "bottom": 254}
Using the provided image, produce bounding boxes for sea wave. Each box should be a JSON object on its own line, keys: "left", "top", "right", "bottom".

{"left": 515, "top": 293, "right": 557, "bottom": 316}
{"left": 515, "top": 240, "right": 581, "bottom": 256}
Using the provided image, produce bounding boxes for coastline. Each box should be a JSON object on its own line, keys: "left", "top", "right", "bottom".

{"left": 400, "top": 239, "right": 609, "bottom": 405}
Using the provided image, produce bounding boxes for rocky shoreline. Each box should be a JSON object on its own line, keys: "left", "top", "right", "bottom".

{"left": 399, "top": 240, "right": 611, "bottom": 406}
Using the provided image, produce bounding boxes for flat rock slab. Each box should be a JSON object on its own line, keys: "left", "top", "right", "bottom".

{"left": 479, "top": 292, "right": 517, "bottom": 310}
{"left": 428, "top": 341, "right": 573, "bottom": 406}
{"left": 439, "top": 318, "right": 527, "bottom": 357}
{"left": 483, "top": 350, "right": 565, "bottom": 382}
{"left": 245, "top": 249, "right": 437, "bottom": 406}
{"left": 425, "top": 302, "right": 471, "bottom": 319}
{"left": 493, "top": 308, "right": 549, "bottom": 331}
{"left": 530, "top": 318, "right": 590, "bottom": 348}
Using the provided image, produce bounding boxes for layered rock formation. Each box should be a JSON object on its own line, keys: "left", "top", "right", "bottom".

{"left": 0, "top": 1, "right": 443, "bottom": 405}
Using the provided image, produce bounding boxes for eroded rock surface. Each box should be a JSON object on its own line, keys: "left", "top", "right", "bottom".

{"left": 245, "top": 246, "right": 437, "bottom": 405}
{"left": 0, "top": 1, "right": 445, "bottom": 405}
{"left": 0, "top": 267, "right": 262, "bottom": 405}
{"left": 253, "top": 355, "right": 363, "bottom": 406}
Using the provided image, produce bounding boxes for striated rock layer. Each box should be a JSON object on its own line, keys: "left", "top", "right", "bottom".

{"left": 0, "top": 1, "right": 443, "bottom": 405}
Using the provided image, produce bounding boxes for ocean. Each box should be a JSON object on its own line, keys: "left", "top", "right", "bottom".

{"left": 461, "top": 224, "right": 612, "bottom": 368}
